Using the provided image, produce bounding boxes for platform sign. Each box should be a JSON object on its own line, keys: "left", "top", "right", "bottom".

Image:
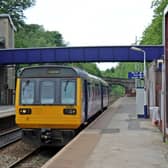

{"left": 128, "top": 72, "right": 144, "bottom": 79}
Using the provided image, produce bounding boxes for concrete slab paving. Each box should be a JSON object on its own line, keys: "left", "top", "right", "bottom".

{"left": 0, "top": 105, "right": 15, "bottom": 118}
{"left": 84, "top": 97, "right": 168, "bottom": 168}
{"left": 42, "top": 97, "right": 168, "bottom": 168}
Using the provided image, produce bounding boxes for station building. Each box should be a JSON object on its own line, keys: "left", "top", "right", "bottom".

{"left": 0, "top": 14, "right": 16, "bottom": 105}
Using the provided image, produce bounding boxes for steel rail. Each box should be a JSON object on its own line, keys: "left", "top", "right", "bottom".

{"left": 0, "top": 128, "right": 22, "bottom": 149}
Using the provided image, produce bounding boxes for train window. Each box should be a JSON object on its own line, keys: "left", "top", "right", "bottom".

{"left": 103, "top": 87, "right": 105, "bottom": 95}
{"left": 95, "top": 84, "right": 100, "bottom": 96}
{"left": 61, "top": 80, "right": 76, "bottom": 104}
{"left": 21, "top": 80, "right": 35, "bottom": 104}
{"left": 104, "top": 87, "right": 108, "bottom": 96}
{"left": 103, "top": 87, "right": 107, "bottom": 96}
{"left": 87, "top": 83, "right": 91, "bottom": 98}
{"left": 40, "top": 81, "right": 55, "bottom": 104}
{"left": 92, "top": 85, "right": 95, "bottom": 98}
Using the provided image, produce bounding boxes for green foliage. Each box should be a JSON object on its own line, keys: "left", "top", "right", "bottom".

{"left": 140, "top": 0, "right": 168, "bottom": 44}
{"left": 70, "top": 63, "right": 102, "bottom": 77}
{"left": 102, "top": 62, "right": 142, "bottom": 78}
{"left": 15, "top": 24, "right": 65, "bottom": 47}
{"left": 140, "top": 16, "right": 162, "bottom": 44}
{"left": 151, "top": 0, "right": 168, "bottom": 17}
{"left": 0, "top": 0, "right": 36, "bottom": 28}
{"left": 111, "top": 85, "right": 125, "bottom": 96}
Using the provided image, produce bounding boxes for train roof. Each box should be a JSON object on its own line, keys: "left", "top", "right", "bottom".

{"left": 18, "top": 65, "right": 108, "bottom": 86}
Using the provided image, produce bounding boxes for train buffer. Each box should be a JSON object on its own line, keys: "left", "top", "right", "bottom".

{"left": 42, "top": 97, "right": 168, "bottom": 168}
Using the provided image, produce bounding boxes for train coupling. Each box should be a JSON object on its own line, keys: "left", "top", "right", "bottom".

{"left": 40, "top": 129, "right": 52, "bottom": 144}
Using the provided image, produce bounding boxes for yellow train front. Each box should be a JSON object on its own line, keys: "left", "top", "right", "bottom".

{"left": 15, "top": 65, "right": 109, "bottom": 146}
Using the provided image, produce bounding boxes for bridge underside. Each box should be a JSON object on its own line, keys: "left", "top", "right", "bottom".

{"left": 0, "top": 45, "right": 163, "bottom": 64}
{"left": 104, "top": 77, "right": 135, "bottom": 97}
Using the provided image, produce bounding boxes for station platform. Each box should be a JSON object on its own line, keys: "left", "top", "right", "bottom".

{"left": 0, "top": 106, "right": 15, "bottom": 118}
{"left": 42, "top": 97, "right": 168, "bottom": 168}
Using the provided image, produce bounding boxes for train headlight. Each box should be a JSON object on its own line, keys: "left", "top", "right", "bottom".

{"left": 63, "top": 109, "right": 76, "bottom": 115}
{"left": 19, "top": 108, "right": 32, "bottom": 115}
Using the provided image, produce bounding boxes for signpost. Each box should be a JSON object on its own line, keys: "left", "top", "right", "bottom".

{"left": 128, "top": 71, "right": 145, "bottom": 118}
{"left": 128, "top": 72, "right": 144, "bottom": 79}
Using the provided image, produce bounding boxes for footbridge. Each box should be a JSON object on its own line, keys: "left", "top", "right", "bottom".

{"left": 0, "top": 45, "right": 163, "bottom": 64}
{"left": 103, "top": 77, "right": 135, "bottom": 95}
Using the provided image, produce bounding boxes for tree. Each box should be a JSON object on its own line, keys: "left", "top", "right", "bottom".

{"left": 69, "top": 63, "right": 102, "bottom": 77}
{"left": 15, "top": 24, "right": 65, "bottom": 47}
{"left": 140, "top": 0, "right": 168, "bottom": 44}
{"left": 0, "top": 0, "right": 36, "bottom": 28}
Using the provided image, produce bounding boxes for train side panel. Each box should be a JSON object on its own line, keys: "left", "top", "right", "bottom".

{"left": 86, "top": 81, "right": 101, "bottom": 119}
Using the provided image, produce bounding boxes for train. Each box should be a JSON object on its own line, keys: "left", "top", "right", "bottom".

{"left": 15, "top": 65, "right": 109, "bottom": 146}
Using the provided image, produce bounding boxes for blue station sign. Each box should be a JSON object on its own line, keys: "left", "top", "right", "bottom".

{"left": 128, "top": 72, "right": 144, "bottom": 79}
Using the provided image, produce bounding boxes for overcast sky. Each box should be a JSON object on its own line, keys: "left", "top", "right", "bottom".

{"left": 24, "top": 0, "right": 154, "bottom": 70}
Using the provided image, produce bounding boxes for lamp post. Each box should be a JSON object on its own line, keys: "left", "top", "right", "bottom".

{"left": 130, "top": 46, "right": 148, "bottom": 118}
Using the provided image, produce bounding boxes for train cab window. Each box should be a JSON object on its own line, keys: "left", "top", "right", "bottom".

{"left": 40, "top": 81, "right": 55, "bottom": 104}
{"left": 21, "top": 80, "right": 35, "bottom": 104}
{"left": 61, "top": 80, "right": 76, "bottom": 104}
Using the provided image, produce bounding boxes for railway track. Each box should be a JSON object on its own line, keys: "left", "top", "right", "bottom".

{"left": 7, "top": 147, "right": 57, "bottom": 168}
{"left": 8, "top": 148, "right": 40, "bottom": 168}
{"left": 0, "top": 128, "right": 22, "bottom": 149}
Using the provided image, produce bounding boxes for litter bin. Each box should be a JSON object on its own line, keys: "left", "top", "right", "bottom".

{"left": 149, "top": 106, "right": 160, "bottom": 125}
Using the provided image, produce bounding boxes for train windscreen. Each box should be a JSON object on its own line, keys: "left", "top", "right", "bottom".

{"left": 20, "top": 79, "right": 76, "bottom": 105}
{"left": 61, "top": 80, "right": 76, "bottom": 104}
{"left": 21, "top": 80, "right": 35, "bottom": 104}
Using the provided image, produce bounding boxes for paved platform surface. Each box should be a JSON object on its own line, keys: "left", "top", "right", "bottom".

{"left": 42, "top": 97, "right": 168, "bottom": 168}
{"left": 0, "top": 105, "right": 15, "bottom": 118}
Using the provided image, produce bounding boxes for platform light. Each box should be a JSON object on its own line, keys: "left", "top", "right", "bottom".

{"left": 130, "top": 46, "right": 148, "bottom": 118}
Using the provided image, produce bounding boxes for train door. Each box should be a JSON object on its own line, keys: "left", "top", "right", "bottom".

{"left": 83, "top": 80, "right": 88, "bottom": 122}
{"left": 101, "top": 84, "right": 103, "bottom": 111}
